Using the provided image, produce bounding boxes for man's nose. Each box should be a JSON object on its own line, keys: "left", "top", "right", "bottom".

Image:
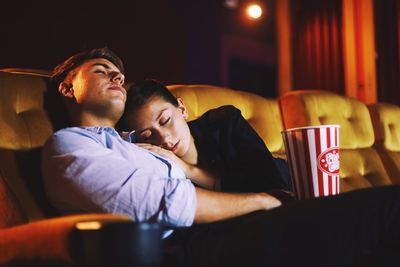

{"left": 111, "top": 71, "right": 125, "bottom": 85}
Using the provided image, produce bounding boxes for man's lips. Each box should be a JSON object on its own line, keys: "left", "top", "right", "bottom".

{"left": 109, "top": 85, "right": 126, "bottom": 95}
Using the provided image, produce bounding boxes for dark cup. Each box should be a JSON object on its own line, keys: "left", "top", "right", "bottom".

{"left": 70, "top": 220, "right": 163, "bottom": 267}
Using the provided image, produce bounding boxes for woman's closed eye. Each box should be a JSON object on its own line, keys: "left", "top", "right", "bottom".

{"left": 160, "top": 117, "right": 171, "bottom": 126}
{"left": 137, "top": 131, "right": 152, "bottom": 142}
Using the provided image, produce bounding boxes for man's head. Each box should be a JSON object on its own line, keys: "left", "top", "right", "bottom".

{"left": 51, "top": 47, "right": 124, "bottom": 87}
{"left": 51, "top": 47, "right": 127, "bottom": 127}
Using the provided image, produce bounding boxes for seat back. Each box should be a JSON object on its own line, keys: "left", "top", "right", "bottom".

{"left": 0, "top": 173, "right": 26, "bottom": 228}
{"left": 168, "top": 84, "right": 286, "bottom": 158}
{"left": 0, "top": 69, "right": 61, "bottom": 223}
{"left": 368, "top": 103, "right": 400, "bottom": 184}
{"left": 279, "top": 90, "right": 391, "bottom": 192}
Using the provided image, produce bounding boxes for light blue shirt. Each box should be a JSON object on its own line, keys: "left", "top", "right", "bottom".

{"left": 42, "top": 126, "right": 196, "bottom": 235}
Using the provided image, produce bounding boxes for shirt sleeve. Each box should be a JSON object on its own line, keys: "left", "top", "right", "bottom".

{"left": 42, "top": 128, "right": 196, "bottom": 227}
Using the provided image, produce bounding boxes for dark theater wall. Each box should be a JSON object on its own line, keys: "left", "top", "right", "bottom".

{"left": 0, "top": 0, "right": 188, "bottom": 84}
{"left": 374, "top": 0, "right": 400, "bottom": 105}
{"left": 2, "top": 0, "right": 400, "bottom": 102}
{"left": 0, "top": 0, "right": 278, "bottom": 93}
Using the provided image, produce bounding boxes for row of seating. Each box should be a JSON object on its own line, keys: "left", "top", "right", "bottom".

{"left": 170, "top": 84, "right": 400, "bottom": 192}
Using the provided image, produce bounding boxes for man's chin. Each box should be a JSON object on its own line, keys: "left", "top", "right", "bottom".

{"left": 110, "top": 97, "right": 126, "bottom": 109}
{"left": 99, "top": 100, "right": 125, "bottom": 120}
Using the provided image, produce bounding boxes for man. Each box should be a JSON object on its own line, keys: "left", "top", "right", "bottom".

{"left": 43, "top": 47, "right": 400, "bottom": 267}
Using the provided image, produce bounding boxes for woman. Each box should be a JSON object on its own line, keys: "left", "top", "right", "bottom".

{"left": 117, "top": 79, "right": 292, "bottom": 196}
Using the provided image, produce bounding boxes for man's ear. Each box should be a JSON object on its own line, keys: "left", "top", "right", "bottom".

{"left": 177, "top": 98, "right": 189, "bottom": 120}
{"left": 58, "top": 82, "right": 74, "bottom": 98}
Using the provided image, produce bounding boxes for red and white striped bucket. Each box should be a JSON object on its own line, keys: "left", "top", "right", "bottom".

{"left": 281, "top": 125, "right": 340, "bottom": 200}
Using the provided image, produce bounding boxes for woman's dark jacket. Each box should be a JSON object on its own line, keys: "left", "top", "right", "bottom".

{"left": 188, "top": 105, "right": 292, "bottom": 192}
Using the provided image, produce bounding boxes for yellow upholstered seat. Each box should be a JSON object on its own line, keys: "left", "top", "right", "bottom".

{"left": 0, "top": 71, "right": 53, "bottom": 221}
{"left": 168, "top": 84, "right": 286, "bottom": 158}
{"left": 368, "top": 103, "right": 400, "bottom": 184}
{"left": 279, "top": 90, "right": 391, "bottom": 192}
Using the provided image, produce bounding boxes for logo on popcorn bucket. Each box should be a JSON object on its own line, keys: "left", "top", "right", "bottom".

{"left": 317, "top": 147, "right": 340, "bottom": 175}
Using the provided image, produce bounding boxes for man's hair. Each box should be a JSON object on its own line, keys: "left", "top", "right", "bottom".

{"left": 117, "top": 79, "right": 178, "bottom": 131}
{"left": 51, "top": 47, "right": 124, "bottom": 87}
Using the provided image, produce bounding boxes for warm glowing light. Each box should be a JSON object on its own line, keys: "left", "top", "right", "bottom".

{"left": 76, "top": 221, "right": 102, "bottom": 230}
{"left": 246, "top": 4, "right": 263, "bottom": 19}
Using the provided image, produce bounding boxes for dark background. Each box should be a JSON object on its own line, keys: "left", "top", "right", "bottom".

{"left": 1, "top": 0, "right": 399, "bottom": 103}
{"left": 0, "top": 0, "right": 277, "bottom": 96}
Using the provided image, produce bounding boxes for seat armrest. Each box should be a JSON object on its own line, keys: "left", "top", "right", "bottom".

{"left": 0, "top": 213, "right": 131, "bottom": 266}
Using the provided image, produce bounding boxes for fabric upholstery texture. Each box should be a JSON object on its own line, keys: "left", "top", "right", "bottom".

{"left": 168, "top": 84, "right": 286, "bottom": 158}
{"left": 0, "top": 173, "right": 26, "bottom": 228}
{"left": 0, "top": 72, "right": 53, "bottom": 150}
{"left": 0, "top": 69, "right": 71, "bottom": 223}
{"left": 368, "top": 103, "right": 400, "bottom": 184}
{"left": 279, "top": 90, "right": 392, "bottom": 192}
{"left": 0, "top": 71, "right": 54, "bottom": 221}
{"left": 278, "top": 89, "right": 375, "bottom": 148}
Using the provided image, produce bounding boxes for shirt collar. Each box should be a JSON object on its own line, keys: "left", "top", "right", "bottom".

{"left": 82, "top": 126, "right": 121, "bottom": 137}
{"left": 120, "top": 130, "right": 137, "bottom": 143}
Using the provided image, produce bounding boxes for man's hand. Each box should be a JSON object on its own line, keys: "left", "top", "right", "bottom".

{"left": 194, "top": 187, "right": 282, "bottom": 223}
{"left": 267, "top": 189, "right": 296, "bottom": 204}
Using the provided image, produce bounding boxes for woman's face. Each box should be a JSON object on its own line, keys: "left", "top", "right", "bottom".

{"left": 126, "top": 96, "right": 192, "bottom": 158}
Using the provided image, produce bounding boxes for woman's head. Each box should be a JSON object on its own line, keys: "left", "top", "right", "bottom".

{"left": 119, "top": 79, "right": 193, "bottom": 158}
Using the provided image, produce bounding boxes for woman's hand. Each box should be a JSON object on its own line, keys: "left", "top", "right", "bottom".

{"left": 136, "top": 143, "right": 219, "bottom": 190}
{"left": 136, "top": 143, "right": 191, "bottom": 173}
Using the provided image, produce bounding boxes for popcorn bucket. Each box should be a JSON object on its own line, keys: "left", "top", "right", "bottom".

{"left": 281, "top": 125, "right": 340, "bottom": 200}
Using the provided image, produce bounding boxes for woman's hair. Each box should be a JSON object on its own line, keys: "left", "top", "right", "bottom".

{"left": 50, "top": 47, "right": 124, "bottom": 87}
{"left": 117, "top": 79, "right": 178, "bottom": 131}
